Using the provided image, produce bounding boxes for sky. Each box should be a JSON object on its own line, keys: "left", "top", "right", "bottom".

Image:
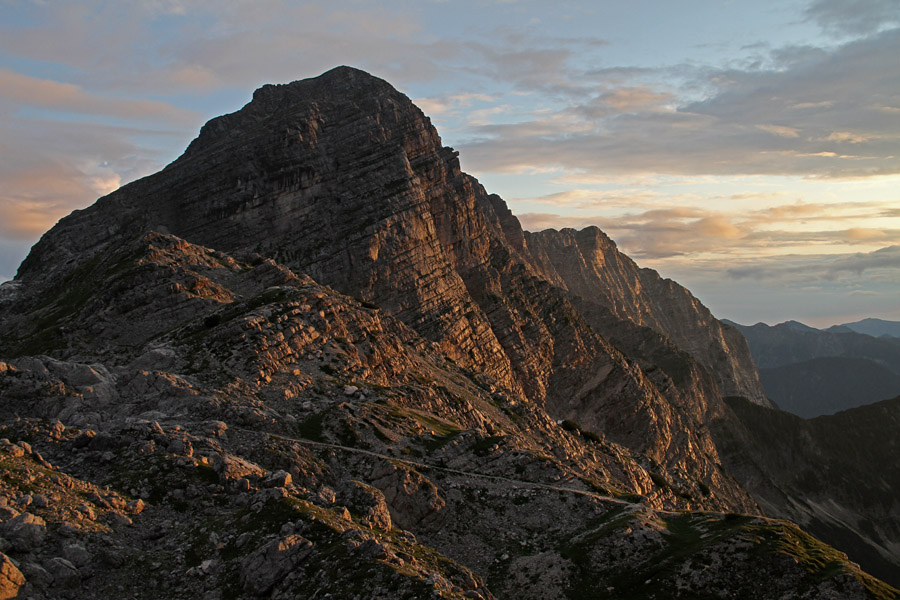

{"left": 0, "top": 0, "right": 898, "bottom": 327}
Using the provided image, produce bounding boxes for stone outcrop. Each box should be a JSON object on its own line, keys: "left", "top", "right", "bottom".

{"left": 240, "top": 535, "right": 314, "bottom": 595}
{"left": 0, "top": 553, "right": 25, "bottom": 600}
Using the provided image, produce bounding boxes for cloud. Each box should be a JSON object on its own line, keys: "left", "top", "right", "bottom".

{"left": 459, "top": 28, "right": 900, "bottom": 179}
{"left": 518, "top": 209, "right": 749, "bottom": 259}
{"left": 0, "top": 159, "right": 112, "bottom": 239}
{"left": 829, "top": 245, "right": 900, "bottom": 275}
{"left": 0, "top": 68, "right": 198, "bottom": 125}
{"left": 656, "top": 249, "right": 900, "bottom": 327}
{"left": 511, "top": 188, "right": 664, "bottom": 210}
{"left": 804, "top": 0, "right": 900, "bottom": 36}
{"left": 746, "top": 199, "right": 896, "bottom": 223}
{"left": 846, "top": 227, "right": 893, "bottom": 240}
{"left": 572, "top": 87, "right": 674, "bottom": 118}
{"left": 726, "top": 245, "right": 900, "bottom": 282}
{"left": 515, "top": 194, "right": 900, "bottom": 260}
{"left": 756, "top": 124, "right": 801, "bottom": 138}
{"left": 0, "top": 116, "right": 191, "bottom": 241}
{"left": 413, "top": 92, "right": 499, "bottom": 117}
{"left": 824, "top": 131, "right": 873, "bottom": 143}
{"left": 0, "top": 1, "right": 455, "bottom": 95}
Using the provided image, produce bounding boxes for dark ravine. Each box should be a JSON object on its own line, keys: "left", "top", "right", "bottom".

{"left": 712, "top": 395, "right": 900, "bottom": 587}
{"left": 1, "top": 66, "right": 897, "bottom": 599}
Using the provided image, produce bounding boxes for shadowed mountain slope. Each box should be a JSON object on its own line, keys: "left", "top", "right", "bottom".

{"left": 727, "top": 319, "right": 900, "bottom": 416}
{"left": 760, "top": 357, "right": 900, "bottom": 417}
{"left": 712, "top": 396, "right": 900, "bottom": 587}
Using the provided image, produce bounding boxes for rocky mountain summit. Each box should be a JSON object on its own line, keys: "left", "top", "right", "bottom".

{"left": 1, "top": 66, "right": 897, "bottom": 599}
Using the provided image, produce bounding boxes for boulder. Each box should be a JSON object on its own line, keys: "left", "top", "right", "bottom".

{"left": 45, "top": 557, "right": 80, "bottom": 588}
{"left": 262, "top": 470, "right": 292, "bottom": 488}
{"left": 62, "top": 541, "right": 91, "bottom": 568}
{"left": 341, "top": 481, "right": 392, "bottom": 531}
{"left": 2, "top": 513, "right": 46, "bottom": 552}
{"left": 20, "top": 561, "right": 51, "bottom": 588}
{"left": 240, "top": 535, "right": 313, "bottom": 596}
{"left": 211, "top": 453, "right": 265, "bottom": 481}
{"left": 0, "top": 553, "right": 25, "bottom": 600}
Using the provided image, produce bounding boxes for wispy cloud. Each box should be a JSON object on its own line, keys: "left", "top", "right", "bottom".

{"left": 0, "top": 68, "right": 198, "bottom": 125}
{"left": 517, "top": 195, "right": 900, "bottom": 259}
{"left": 804, "top": 0, "right": 900, "bottom": 37}
{"left": 726, "top": 245, "right": 900, "bottom": 281}
{"left": 0, "top": 117, "right": 191, "bottom": 239}
{"left": 413, "top": 92, "right": 499, "bottom": 117}
{"left": 460, "top": 28, "right": 900, "bottom": 179}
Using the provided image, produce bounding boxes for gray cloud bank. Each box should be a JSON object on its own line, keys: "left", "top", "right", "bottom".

{"left": 460, "top": 28, "right": 900, "bottom": 179}
{"left": 727, "top": 245, "right": 900, "bottom": 282}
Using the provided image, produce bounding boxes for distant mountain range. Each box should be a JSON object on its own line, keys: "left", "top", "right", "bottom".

{"left": 724, "top": 318, "right": 900, "bottom": 417}
{"left": 827, "top": 318, "right": 900, "bottom": 338}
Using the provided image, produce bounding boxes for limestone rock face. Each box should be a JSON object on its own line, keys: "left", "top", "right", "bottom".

{"left": 524, "top": 226, "right": 768, "bottom": 405}
{"left": 16, "top": 67, "right": 519, "bottom": 398}
{"left": 10, "top": 69, "right": 763, "bottom": 488}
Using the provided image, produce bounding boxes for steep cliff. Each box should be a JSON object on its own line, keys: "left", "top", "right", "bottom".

{"left": 525, "top": 227, "right": 768, "bottom": 406}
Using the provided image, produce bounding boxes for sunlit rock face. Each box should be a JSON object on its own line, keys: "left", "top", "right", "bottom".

{"left": 525, "top": 226, "right": 769, "bottom": 405}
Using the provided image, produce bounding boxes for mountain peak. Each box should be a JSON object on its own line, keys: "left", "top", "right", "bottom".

{"left": 182, "top": 66, "right": 419, "bottom": 161}
{"left": 250, "top": 65, "right": 396, "bottom": 103}
{"left": 778, "top": 319, "right": 817, "bottom": 331}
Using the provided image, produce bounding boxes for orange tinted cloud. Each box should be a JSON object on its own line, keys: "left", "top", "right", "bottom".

{"left": 0, "top": 68, "right": 198, "bottom": 125}
{"left": 846, "top": 227, "right": 889, "bottom": 240}
{"left": 756, "top": 124, "right": 801, "bottom": 138}
{"left": 696, "top": 216, "right": 744, "bottom": 239}
{"left": 0, "top": 161, "right": 112, "bottom": 239}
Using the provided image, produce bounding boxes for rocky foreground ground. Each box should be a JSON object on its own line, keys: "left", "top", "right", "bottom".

{"left": 0, "top": 241, "right": 894, "bottom": 598}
